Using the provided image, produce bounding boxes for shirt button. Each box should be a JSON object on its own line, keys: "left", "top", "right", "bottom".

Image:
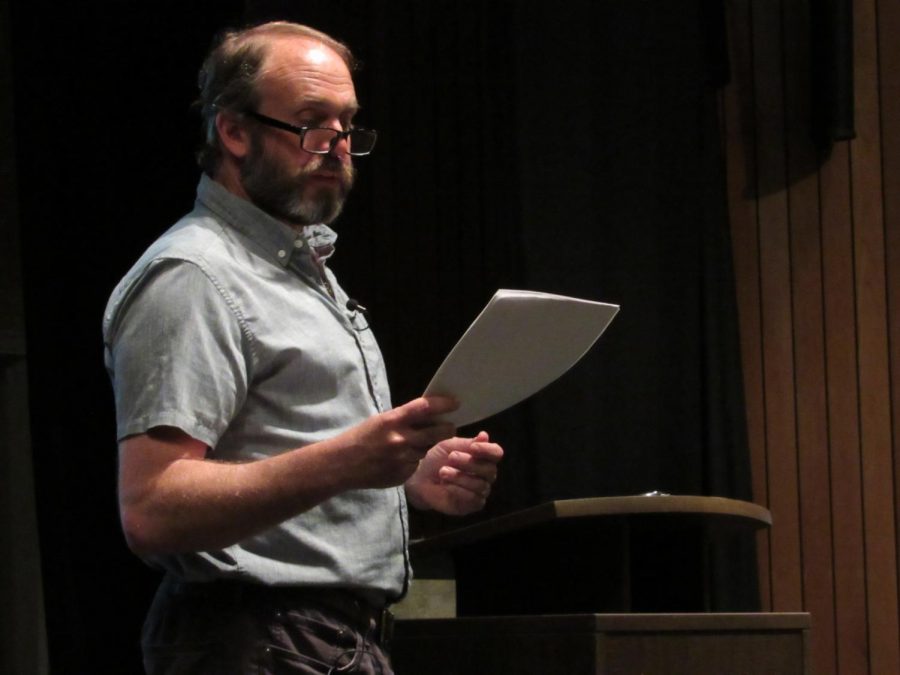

{"left": 293, "top": 239, "right": 304, "bottom": 249}
{"left": 277, "top": 249, "right": 287, "bottom": 258}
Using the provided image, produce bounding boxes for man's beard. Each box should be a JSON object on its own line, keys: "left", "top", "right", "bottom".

{"left": 240, "top": 135, "right": 355, "bottom": 226}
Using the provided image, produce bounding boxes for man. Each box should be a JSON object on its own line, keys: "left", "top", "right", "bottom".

{"left": 103, "top": 21, "right": 503, "bottom": 674}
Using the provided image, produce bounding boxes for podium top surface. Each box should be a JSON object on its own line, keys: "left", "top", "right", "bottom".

{"left": 412, "top": 495, "right": 771, "bottom": 554}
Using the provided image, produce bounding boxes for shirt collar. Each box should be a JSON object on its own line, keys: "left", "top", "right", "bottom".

{"left": 195, "top": 174, "right": 338, "bottom": 269}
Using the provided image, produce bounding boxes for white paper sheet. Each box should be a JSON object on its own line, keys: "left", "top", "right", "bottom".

{"left": 423, "top": 289, "right": 619, "bottom": 426}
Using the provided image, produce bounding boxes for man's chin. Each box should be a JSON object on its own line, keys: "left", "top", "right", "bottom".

{"left": 244, "top": 176, "right": 350, "bottom": 226}
{"left": 300, "top": 183, "right": 350, "bottom": 222}
{"left": 284, "top": 196, "right": 346, "bottom": 227}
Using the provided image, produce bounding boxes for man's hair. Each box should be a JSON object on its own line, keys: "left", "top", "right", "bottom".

{"left": 195, "top": 21, "right": 356, "bottom": 174}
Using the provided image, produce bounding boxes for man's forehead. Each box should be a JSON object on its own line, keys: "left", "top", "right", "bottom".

{"left": 257, "top": 36, "right": 357, "bottom": 107}
{"left": 300, "top": 44, "right": 333, "bottom": 66}
{"left": 261, "top": 36, "right": 349, "bottom": 77}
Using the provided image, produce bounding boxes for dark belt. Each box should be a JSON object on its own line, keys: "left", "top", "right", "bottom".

{"left": 161, "top": 578, "right": 396, "bottom": 647}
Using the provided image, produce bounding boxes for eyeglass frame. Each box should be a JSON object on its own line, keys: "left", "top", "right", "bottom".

{"left": 242, "top": 110, "right": 377, "bottom": 156}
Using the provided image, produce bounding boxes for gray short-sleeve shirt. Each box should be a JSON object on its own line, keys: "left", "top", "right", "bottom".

{"left": 103, "top": 175, "right": 408, "bottom": 598}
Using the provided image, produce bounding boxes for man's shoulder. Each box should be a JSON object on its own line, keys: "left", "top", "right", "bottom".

{"left": 144, "top": 210, "right": 233, "bottom": 264}
{"left": 102, "top": 210, "right": 241, "bottom": 339}
{"left": 121, "top": 205, "right": 254, "bottom": 284}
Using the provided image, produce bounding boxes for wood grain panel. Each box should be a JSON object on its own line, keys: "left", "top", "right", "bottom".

{"left": 724, "top": 0, "right": 770, "bottom": 610}
{"left": 875, "top": 0, "right": 900, "bottom": 626}
{"left": 751, "top": 0, "right": 803, "bottom": 612}
{"left": 820, "top": 143, "right": 869, "bottom": 675}
{"left": 851, "top": 0, "right": 900, "bottom": 672}
{"left": 782, "top": 1, "right": 837, "bottom": 671}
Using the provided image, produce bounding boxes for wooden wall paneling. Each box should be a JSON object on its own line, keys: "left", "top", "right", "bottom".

{"left": 724, "top": 0, "right": 770, "bottom": 610}
{"left": 820, "top": 142, "right": 869, "bottom": 675}
{"left": 727, "top": 0, "right": 900, "bottom": 669}
{"left": 851, "top": 0, "right": 900, "bottom": 671}
{"left": 751, "top": 0, "right": 803, "bottom": 611}
{"left": 781, "top": 0, "right": 837, "bottom": 670}
{"left": 875, "top": 0, "right": 900, "bottom": 625}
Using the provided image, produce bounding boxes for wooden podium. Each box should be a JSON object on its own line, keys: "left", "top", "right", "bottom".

{"left": 391, "top": 496, "right": 810, "bottom": 674}
{"left": 409, "top": 495, "right": 771, "bottom": 614}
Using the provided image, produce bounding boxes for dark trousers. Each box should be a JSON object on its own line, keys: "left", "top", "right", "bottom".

{"left": 141, "top": 577, "right": 395, "bottom": 674}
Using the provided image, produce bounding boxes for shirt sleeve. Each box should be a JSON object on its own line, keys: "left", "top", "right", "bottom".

{"left": 105, "top": 257, "right": 251, "bottom": 448}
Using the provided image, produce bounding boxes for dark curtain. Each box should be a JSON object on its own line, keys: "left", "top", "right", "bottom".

{"left": 11, "top": 1, "right": 754, "bottom": 671}
{"left": 10, "top": 3, "right": 246, "bottom": 673}
{"left": 512, "top": 1, "right": 749, "bottom": 503}
{"left": 508, "top": 0, "right": 755, "bottom": 613}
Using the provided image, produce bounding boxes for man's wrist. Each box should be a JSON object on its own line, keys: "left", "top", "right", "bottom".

{"left": 403, "top": 481, "right": 432, "bottom": 511}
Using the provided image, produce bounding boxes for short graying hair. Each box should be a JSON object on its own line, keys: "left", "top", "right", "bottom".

{"left": 195, "top": 21, "right": 356, "bottom": 174}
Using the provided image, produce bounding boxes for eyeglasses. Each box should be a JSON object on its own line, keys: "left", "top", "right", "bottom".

{"left": 244, "top": 110, "right": 377, "bottom": 156}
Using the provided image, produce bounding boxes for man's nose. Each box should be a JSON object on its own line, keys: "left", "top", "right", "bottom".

{"left": 328, "top": 130, "right": 352, "bottom": 159}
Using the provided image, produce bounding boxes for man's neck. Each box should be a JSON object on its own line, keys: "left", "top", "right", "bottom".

{"left": 212, "top": 164, "right": 250, "bottom": 203}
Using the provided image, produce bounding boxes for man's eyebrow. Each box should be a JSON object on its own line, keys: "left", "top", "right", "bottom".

{"left": 293, "top": 101, "right": 361, "bottom": 117}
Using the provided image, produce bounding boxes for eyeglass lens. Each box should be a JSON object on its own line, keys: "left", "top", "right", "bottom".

{"left": 302, "top": 128, "right": 376, "bottom": 156}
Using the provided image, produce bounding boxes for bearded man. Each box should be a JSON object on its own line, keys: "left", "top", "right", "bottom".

{"left": 103, "top": 21, "right": 502, "bottom": 674}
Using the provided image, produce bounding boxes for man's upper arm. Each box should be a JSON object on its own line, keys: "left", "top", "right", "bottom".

{"left": 117, "top": 427, "right": 208, "bottom": 551}
{"left": 119, "top": 427, "right": 208, "bottom": 494}
{"left": 106, "top": 258, "right": 250, "bottom": 450}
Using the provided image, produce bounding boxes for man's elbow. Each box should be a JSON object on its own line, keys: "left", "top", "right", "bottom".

{"left": 119, "top": 502, "right": 171, "bottom": 557}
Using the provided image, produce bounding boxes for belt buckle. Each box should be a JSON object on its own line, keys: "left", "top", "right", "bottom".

{"left": 379, "top": 608, "right": 395, "bottom": 647}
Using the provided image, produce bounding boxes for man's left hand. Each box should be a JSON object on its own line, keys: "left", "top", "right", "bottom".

{"left": 404, "top": 432, "right": 503, "bottom": 515}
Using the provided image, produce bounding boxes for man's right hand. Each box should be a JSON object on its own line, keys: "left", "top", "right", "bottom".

{"left": 333, "top": 396, "right": 459, "bottom": 489}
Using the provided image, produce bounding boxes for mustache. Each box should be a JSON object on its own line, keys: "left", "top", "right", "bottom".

{"left": 303, "top": 154, "right": 356, "bottom": 186}
{"left": 317, "top": 154, "right": 344, "bottom": 173}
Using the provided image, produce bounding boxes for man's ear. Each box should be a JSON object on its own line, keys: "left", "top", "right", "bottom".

{"left": 215, "top": 111, "right": 252, "bottom": 160}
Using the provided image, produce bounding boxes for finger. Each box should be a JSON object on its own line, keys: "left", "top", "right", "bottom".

{"left": 408, "top": 423, "right": 457, "bottom": 449}
{"left": 430, "top": 435, "right": 472, "bottom": 453}
{"left": 396, "top": 396, "right": 459, "bottom": 423}
{"left": 444, "top": 431, "right": 489, "bottom": 448}
{"left": 444, "top": 451, "right": 499, "bottom": 482}
{"left": 467, "top": 441, "right": 504, "bottom": 462}
{"left": 438, "top": 480, "right": 490, "bottom": 515}
{"left": 439, "top": 467, "right": 494, "bottom": 495}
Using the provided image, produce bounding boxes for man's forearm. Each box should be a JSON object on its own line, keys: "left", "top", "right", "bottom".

{"left": 118, "top": 396, "right": 458, "bottom": 556}
{"left": 119, "top": 437, "right": 355, "bottom": 556}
